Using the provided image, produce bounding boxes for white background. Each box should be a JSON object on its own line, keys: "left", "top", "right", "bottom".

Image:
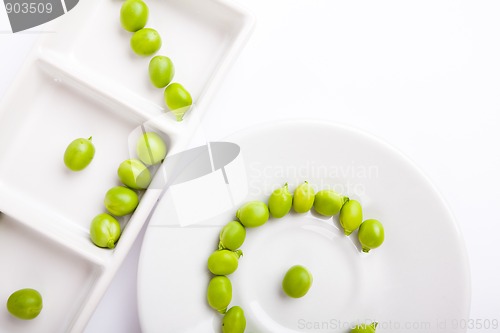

{"left": 1, "top": 0, "right": 499, "bottom": 332}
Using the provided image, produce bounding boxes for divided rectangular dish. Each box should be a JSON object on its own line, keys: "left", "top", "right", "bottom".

{"left": 0, "top": 0, "right": 254, "bottom": 331}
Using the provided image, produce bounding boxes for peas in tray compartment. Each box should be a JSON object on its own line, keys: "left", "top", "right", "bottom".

{"left": 164, "top": 83, "right": 193, "bottom": 121}
{"left": 104, "top": 186, "right": 139, "bottom": 216}
{"left": 120, "top": 0, "right": 149, "bottom": 32}
{"left": 6, "top": 288, "right": 43, "bottom": 320}
{"left": 90, "top": 213, "right": 121, "bottom": 249}
{"left": 149, "top": 56, "right": 175, "bottom": 88}
{"left": 130, "top": 28, "right": 161, "bottom": 56}
{"left": 63, "top": 137, "right": 95, "bottom": 171}
{"left": 117, "top": 159, "right": 152, "bottom": 190}
{"left": 136, "top": 132, "right": 168, "bottom": 166}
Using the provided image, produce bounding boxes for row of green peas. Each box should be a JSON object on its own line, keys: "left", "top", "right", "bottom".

{"left": 206, "top": 182, "right": 384, "bottom": 333}
{"left": 81, "top": 133, "right": 168, "bottom": 249}
{"left": 120, "top": 0, "right": 193, "bottom": 121}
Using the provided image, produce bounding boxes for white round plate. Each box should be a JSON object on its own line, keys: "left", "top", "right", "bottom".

{"left": 137, "top": 120, "right": 470, "bottom": 333}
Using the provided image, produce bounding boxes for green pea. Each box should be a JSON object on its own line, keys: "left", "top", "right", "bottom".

{"left": 63, "top": 137, "right": 95, "bottom": 171}
{"left": 149, "top": 56, "right": 175, "bottom": 88}
{"left": 282, "top": 265, "right": 313, "bottom": 298}
{"left": 219, "top": 221, "right": 246, "bottom": 251}
{"left": 207, "top": 249, "right": 241, "bottom": 276}
{"left": 130, "top": 28, "right": 161, "bottom": 56}
{"left": 164, "top": 83, "right": 192, "bottom": 121}
{"left": 207, "top": 276, "right": 232, "bottom": 314}
{"left": 90, "top": 213, "right": 121, "bottom": 249}
{"left": 313, "top": 189, "right": 348, "bottom": 216}
{"left": 236, "top": 201, "right": 269, "bottom": 228}
{"left": 136, "top": 132, "right": 167, "bottom": 166}
{"left": 339, "top": 199, "right": 363, "bottom": 235}
{"left": 268, "top": 183, "right": 292, "bottom": 218}
{"left": 222, "top": 306, "right": 246, "bottom": 333}
{"left": 120, "top": 0, "right": 148, "bottom": 32}
{"left": 117, "top": 159, "right": 152, "bottom": 190}
{"left": 6, "top": 288, "right": 43, "bottom": 320}
{"left": 351, "top": 322, "right": 378, "bottom": 333}
{"left": 358, "top": 219, "right": 385, "bottom": 253}
{"left": 104, "top": 186, "right": 139, "bottom": 216}
{"left": 292, "top": 181, "right": 315, "bottom": 213}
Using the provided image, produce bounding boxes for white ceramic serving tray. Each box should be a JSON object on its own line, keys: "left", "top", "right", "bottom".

{"left": 0, "top": 0, "right": 254, "bottom": 332}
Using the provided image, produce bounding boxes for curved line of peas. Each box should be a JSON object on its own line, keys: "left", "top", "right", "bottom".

{"left": 206, "top": 181, "right": 384, "bottom": 333}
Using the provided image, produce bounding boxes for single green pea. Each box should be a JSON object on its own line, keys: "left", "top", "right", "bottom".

{"left": 282, "top": 265, "right": 313, "bottom": 298}
{"left": 130, "top": 28, "right": 161, "bottom": 56}
{"left": 219, "top": 221, "right": 246, "bottom": 251}
{"left": 149, "top": 56, "right": 175, "bottom": 88}
{"left": 117, "top": 159, "right": 152, "bottom": 190}
{"left": 339, "top": 199, "right": 363, "bottom": 235}
{"left": 90, "top": 213, "right": 121, "bottom": 249}
{"left": 6, "top": 288, "right": 43, "bottom": 320}
{"left": 351, "top": 322, "right": 378, "bottom": 333}
{"left": 292, "top": 181, "right": 315, "bottom": 213}
{"left": 236, "top": 201, "right": 269, "bottom": 228}
{"left": 358, "top": 219, "right": 385, "bottom": 253}
{"left": 313, "top": 189, "right": 348, "bottom": 217}
{"left": 207, "top": 276, "right": 232, "bottom": 314}
{"left": 120, "top": 0, "right": 148, "bottom": 32}
{"left": 207, "top": 249, "right": 242, "bottom": 276}
{"left": 63, "top": 137, "right": 95, "bottom": 171}
{"left": 222, "top": 306, "right": 246, "bottom": 333}
{"left": 268, "top": 183, "right": 292, "bottom": 218}
{"left": 104, "top": 186, "right": 139, "bottom": 216}
{"left": 136, "top": 132, "right": 168, "bottom": 165}
{"left": 164, "top": 83, "right": 192, "bottom": 121}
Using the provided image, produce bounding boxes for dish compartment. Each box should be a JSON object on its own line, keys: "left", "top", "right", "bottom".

{"left": 0, "top": 59, "right": 171, "bottom": 258}
{"left": 38, "top": 0, "right": 255, "bottom": 121}
{"left": 0, "top": 212, "right": 102, "bottom": 333}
